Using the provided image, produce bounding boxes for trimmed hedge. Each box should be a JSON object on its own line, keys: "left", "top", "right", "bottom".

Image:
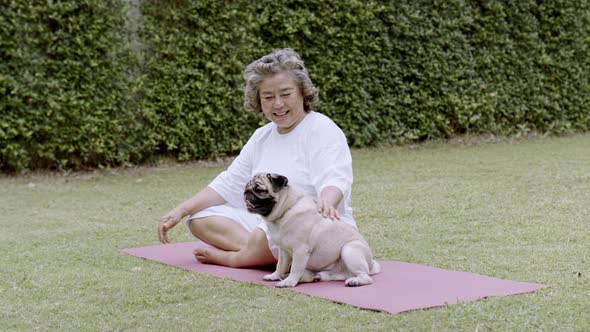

{"left": 1, "top": 0, "right": 589, "bottom": 171}
{"left": 243, "top": 0, "right": 590, "bottom": 145}
{"left": 137, "top": 0, "right": 263, "bottom": 162}
{"left": 1, "top": 0, "right": 151, "bottom": 170}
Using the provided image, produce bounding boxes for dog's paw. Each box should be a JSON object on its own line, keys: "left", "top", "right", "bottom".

{"left": 263, "top": 273, "right": 282, "bottom": 281}
{"left": 276, "top": 277, "right": 298, "bottom": 288}
{"left": 345, "top": 275, "right": 373, "bottom": 287}
{"left": 345, "top": 278, "right": 362, "bottom": 287}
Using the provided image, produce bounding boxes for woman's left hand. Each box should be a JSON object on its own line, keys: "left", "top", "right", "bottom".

{"left": 315, "top": 197, "right": 341, "bottom": 220}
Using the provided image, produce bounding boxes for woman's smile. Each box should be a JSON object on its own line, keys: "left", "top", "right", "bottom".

{"left": 273, "top": 110, "right": 291, "bottom": 121}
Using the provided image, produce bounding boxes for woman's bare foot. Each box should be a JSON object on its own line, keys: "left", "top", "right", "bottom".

{"left": 192, "top": 229, "right": 277, "bottom": 268}
{"left": 193, "top": 246, "right": 237, "bottom": 267}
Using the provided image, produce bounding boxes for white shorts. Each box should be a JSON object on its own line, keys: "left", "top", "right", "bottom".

{"left": 184, "top": 205, "right": 279, "bottom": 259}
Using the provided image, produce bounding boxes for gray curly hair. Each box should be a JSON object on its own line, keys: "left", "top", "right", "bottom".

{"left": 243, "top": 48, "right": 319, "bottom": 115}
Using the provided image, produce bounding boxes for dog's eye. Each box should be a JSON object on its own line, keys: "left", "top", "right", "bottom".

{"left": 254, "top": 188, "right": 265, "bottom": 194}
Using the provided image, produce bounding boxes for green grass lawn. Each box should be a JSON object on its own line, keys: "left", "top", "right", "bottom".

{"left": 1, "top": 134, "right": 589, "bottom": 331}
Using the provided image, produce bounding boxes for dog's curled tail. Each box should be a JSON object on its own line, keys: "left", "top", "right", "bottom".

{"left": 369, "top": 260, "right": 381, "bottom": 275}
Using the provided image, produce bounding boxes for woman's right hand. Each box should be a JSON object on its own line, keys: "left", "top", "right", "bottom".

{"left": 158, "top": 208, "right": 184, "bottom": 244}
{"left": 157, "top": 187, "right": 225, "bottom": 244}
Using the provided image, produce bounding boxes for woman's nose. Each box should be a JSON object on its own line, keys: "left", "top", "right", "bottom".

{"left": 273, "top": 97, "right": 284, "bottom": 108}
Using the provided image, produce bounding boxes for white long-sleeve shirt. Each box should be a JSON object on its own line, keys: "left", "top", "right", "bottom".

{"left": 208, "top": 111, "right": 355, "bottom": 224}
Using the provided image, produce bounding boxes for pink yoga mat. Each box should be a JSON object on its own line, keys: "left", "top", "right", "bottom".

{"left": 121, "top": 241, "right": 545, "bottom": 314}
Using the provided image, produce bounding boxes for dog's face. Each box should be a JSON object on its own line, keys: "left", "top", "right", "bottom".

{"left": 244, "top": 173, "right": 289, "bottom": 216}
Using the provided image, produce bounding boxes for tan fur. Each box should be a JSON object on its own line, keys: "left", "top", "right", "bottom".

{"left": 245, "top": 173, "right": 380, "bottom": 288}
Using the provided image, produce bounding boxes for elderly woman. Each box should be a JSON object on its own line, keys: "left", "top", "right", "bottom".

{"left": 158, "top": 48, "right": 357, "bottom": 268}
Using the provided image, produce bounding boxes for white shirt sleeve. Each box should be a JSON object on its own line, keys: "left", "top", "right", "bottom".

{"left": 208, "top": 131, "right": 258, "bottom": 208}
{"left": 308, "top": 119, "right": 353, "bottom": 198}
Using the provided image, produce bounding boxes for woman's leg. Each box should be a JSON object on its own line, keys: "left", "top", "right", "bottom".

{"left": 193, "top": 228, "right": 277, "bottom": 268}
{"left": 188, "top": 216, "right": 249, "bottom": 251}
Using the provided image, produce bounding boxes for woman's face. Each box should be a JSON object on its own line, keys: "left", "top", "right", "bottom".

{"left": 259, "top": 72, "right": 306, "bottom": 134}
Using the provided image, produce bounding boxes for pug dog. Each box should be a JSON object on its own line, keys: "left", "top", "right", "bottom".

{"left": 244, "top": 173, "right": 380, "bottom": 288}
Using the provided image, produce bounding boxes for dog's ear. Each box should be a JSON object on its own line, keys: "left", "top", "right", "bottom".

{"left": 267, "top": 173, "right": 288, "bottom": 193}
